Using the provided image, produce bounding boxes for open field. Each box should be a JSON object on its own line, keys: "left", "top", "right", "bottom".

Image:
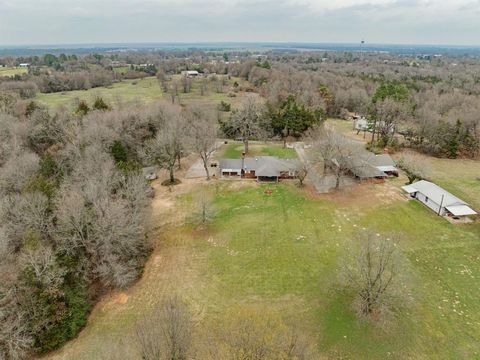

{"left": 35, "top": 75, "right": 250, "bottom": 111}
{"left": 43, "top": 161, "right": 480, "bottom": 359}
{"left": 35, "top": 77, "right": 164, "bottom": 108}
{"left": 0, "top": 66, "right": 28, "bottom": 77}
{"left": 221, "top": 141, "right": 298, "bottom": 159}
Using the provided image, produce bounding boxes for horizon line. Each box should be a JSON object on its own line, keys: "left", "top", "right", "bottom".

{"left": 1, "top": 41, "right": 480, "bottom": 49}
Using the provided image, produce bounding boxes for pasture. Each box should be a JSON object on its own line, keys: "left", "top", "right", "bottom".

{"left": 35, "top": 75, "right": 248, "bottom": 111}
{"left": 0, "top": 66, "right": 28, "bottom": 77}
{"left": 44, "top": 165, "right": 480, "bottom": 359}
{"left": 35, "top": 77, "right": 164, "bottom": 108}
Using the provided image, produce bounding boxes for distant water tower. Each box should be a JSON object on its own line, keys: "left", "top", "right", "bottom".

{"left": 360, "top": 39, "right": 365, "bottom": 61}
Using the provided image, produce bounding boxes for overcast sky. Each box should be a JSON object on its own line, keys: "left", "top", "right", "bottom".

{"left": 0, "top": 0, "right": 479, "bottom": 46}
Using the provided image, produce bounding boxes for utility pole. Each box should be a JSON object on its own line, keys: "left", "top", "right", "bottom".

{"left": 438, "top": 194, "right": 445, "bottom": 216}
{"left": 360, "top": 39, "right": 365, "bottom": 61}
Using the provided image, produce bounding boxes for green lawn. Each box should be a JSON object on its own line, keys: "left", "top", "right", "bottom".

{"left": 428, "top": 157, "right": 480, "bottom": 211}
{"left": 35, "top": 77, "right": 164, "bottom": 108}
{"left": 222, "top": 142, "right": 298, "bottom": 159}
{"left": 0, "top": 67, "right": 28, "bottom": 77}
{"left": 46, "top": 179, "right": 480, "bottom": 360}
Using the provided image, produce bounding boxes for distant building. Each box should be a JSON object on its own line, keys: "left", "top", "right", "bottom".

{"left": 353, "top": 116, "right": 369, "bottom": 131}
{"left": 181, "top": 70, "right": 199, "bottom": 78}
{"left": 402, "top": 180, "right": 477, "bottom": 218}
{"left": 18, "top": 63, "right": 30, "bottom": 67}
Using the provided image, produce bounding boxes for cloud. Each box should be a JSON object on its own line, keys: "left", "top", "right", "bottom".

{"left": 0, "top": 0, "right": 478, "bottom": 45}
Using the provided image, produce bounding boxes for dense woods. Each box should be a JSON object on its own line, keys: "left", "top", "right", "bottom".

{"left": 0, "top": 96, "right": 219, "bottom": 358}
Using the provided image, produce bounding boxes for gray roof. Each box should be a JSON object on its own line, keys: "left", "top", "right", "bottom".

{"left": 219, "top": 159, "right": 243, "bottom": 170}
{"left": 347, "top": 153, "right": 387, "bottom": 178}
{"left": 407, "top": 180, "right": 469, "bottom": 207}
{"left": 340, "top": 152, "right": 396, "bottom": 178}
{"left": 367, "top": 154, "right": 396, "bottom": 167}
{"left": 220, "top": 156, "right": 299, "bottom": 177}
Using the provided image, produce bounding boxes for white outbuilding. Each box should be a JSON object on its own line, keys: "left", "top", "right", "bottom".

{"left": 402, "top": 180, "right": 477, "bottom": 218}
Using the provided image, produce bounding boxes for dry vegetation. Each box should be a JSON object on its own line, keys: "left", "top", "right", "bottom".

{"left": 0, "top": 48, "right": 479, "bottom": 360}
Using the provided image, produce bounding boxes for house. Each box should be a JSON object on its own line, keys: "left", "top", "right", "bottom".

{"left": 18, "top": 63, "right": 30, "bottom": 67}
{"left": 181, "top": 70, "right": 199, "bottom": 78}
{"left": 353, "top": 117, "right": 395, "bottom": 135}
{"left": 142, "top": 166, "right": 158, "bottom": 181}
{"left": 345, "top": 154, "right": 387, "bottom": 180}
{"left": 219, "top": 156, "right": 299, "bottom": 182}
{"left": 402, "top": 180, "right": 477, "bottom": 218}
{"left": 366, "top": 154, "right": 398, "bottom": 176}
{"left": 353, "top": 116, "right": 369, "bottom": 131}
{"left": 339, "top": 152, "right": 398, "bottom": 181}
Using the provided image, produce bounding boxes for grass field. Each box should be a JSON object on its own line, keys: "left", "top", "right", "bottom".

{"left": 221, "top": 142, "right": 298, "bottom": 159}
{"left": 35, "top": 75, "right": 249, "bottom": 111}
{"left": 44, "top": 168, "right": 480, "bottom": 359}
{"left": 35, "top": 77, "right": 164, "bottom": 108}
{"left": 0, "top": 67, "right": 28, "bottom": 77}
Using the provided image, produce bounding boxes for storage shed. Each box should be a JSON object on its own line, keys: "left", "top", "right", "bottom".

{"left": 402, "top": 180, "right": 477, "bottom": 218}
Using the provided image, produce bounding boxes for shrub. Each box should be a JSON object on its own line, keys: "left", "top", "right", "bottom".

{"left": 93, "top": 96, "right": 110, "bottom": 111}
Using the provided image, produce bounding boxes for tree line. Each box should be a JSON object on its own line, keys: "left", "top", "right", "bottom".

{"left": 0, "top": 95, "right": 220, "bottom": 359}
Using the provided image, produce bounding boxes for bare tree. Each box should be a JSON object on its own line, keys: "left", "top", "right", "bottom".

{"left": 186, "top": 106, "right": 218, "bottom": 180}
{"left": 374, "top": 98, "right": 409, "bottom": 145}
{"left": 306, "top": 125, "right": 335, "bottom": 174}
{"left": 135, "top": 296, "right": 193, "bottom": 360}
{"left": 204, "top": 306, "right": 317, "bottom": 359}
{"left": 397, "top": 153, "right": 431, "bottom": 184}
{"left": 341, "top": 231, "right": 404, "bottom": 321}
{"left": 0, "top": 283, "right": 33, "bottom": 360}
{"left": 0, "top": 151, "right": 39, "bottom": 195}
{"left": 0, "top": 192, "right": 51, "bottom": 253}
{"left": 325, "top": 133, "right": 360, "bottom": 189}
{"left": 181, "top": 75, "right": 191, "bottom": 93}
{"left": 55, "top": 146, "right": 148, "bottom": 288}
{"left": 296, "top": 163, "right": 309, "bottom": 187}
{"left": 145, "top": 107, "right": 187, "bottom": 185}
{"left": 168, "top": 82, "right": 179, "bottom": 104}
{"left": 230, "top": 95, "right": 265, "bottom": 154}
